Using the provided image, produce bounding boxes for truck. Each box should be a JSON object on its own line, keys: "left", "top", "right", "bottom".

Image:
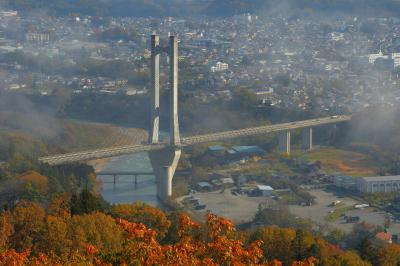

{"left": 346, "top": 216, "right": 360, "bottom": 223}
{"left": 329, "top": 200, "right": 341, "bottom": 207}
{"left": 354, "top": 204, "right": 369, "bottom": 209}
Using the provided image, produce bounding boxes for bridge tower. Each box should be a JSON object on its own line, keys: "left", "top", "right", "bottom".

{"left": 149, "top": 35, "right": 181, "bottom": 201}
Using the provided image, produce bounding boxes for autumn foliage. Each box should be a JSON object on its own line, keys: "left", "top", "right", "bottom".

{"left": 0, "top": 199, "right": 319, "bottom": 266}
{"left": 0, "top": 198, "right": 398, "bottom": 265}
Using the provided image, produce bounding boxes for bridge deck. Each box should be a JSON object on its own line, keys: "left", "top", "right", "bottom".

{"left": 182, "top": 115, "right": 350, "bottom": 145}
{"left": 39, "top": 115, "right": 351, "bottom": 166}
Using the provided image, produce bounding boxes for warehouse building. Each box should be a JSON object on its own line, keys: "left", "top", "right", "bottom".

{"left": 357, "top": 175, "right": 400, "bottom": 193}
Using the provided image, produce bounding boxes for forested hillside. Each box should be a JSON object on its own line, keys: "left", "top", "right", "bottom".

{"left": 5, "top": 0, "right": 400, "bottom": 17}
{"left": 1, "top": 197, "right": 399, "bottom": 265}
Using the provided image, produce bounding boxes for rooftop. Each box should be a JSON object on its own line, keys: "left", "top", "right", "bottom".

{"left": 256, "top": 185, "right": 274, "bottom": 191}
{"left": 197, "top": 182, "right": 212, "bottom": 188}
{"left": 232, "top": 146, "right": 266, "bottom": 154}
{"left": 208, "top": 145, "right": 225, "bottom": 152}
{"left": 359, "top": 175, "right": 400, "bottom": 182}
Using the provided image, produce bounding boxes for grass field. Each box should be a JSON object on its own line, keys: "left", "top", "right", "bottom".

{"left": 302, "top": 147, "right": 378, "bottom": 177}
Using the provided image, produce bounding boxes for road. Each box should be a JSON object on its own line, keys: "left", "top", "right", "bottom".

{"left": 182, "top": 115, "right": 350, "bottom": 145}
{"left": 39, "top": 115, "right": 351, "bottom": 166}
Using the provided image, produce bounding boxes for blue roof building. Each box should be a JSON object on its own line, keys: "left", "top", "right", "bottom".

{"left": 208, "top": 145, "right": 226, "bottom": 152}
{"left": 232, "top": 146, "right": 266, "bottom": 155}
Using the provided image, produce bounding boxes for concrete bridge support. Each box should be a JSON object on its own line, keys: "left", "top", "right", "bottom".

{"left": 148, "top": 34, "right": 182, "bottom": 200}
{"left": 279, "top": 131, "right": 291, "bottom": 154}
{"left": 301, "top": 127, "right": 313, "bottom": 151}
{"left": 169, "top": 36, "right": 180, "bottom": 146}
{"left": 150, "top": 35, "right": 160, "bottom": 143}
{"left": 149, "top": 147, "right": 181, "bottom": 200}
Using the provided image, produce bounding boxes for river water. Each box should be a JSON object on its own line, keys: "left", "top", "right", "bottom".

{"left": 97, "top": 132, "right": 169, "bottom": 207}
{"left": 97, "top": 152, "right": 159, "bottom": 206}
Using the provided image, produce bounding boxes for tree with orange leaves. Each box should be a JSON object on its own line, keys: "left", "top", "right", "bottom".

{"left": 0, "top": 209, "right": 322, "bottom": 266}
{"left": 0, "top": 210, "right": 13, "bottom": 248}
{"left": 10, "top": 201, "right": 45, "bottom": 251}
{"left": 112, "top": 213, "right": 300, "bottom": 266}
{"left": 0, "top": 249, "right": 29, "bottom": 266}
{"left": 112, "top": 202, "right": 171, "bottom": 240}
{"left": 376, "top": 244, "right": 400, "bottom": 266}
{"left": 48, "top": 193, "right": 72, "bottom": 219}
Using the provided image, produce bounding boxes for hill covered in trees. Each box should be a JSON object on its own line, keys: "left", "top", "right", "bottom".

{"left": 205, "top": 0, "right": 400, "bottom": 17}
{"left": 3, "top": 0, "right": 400, "bottom": 17}
{"left": 6, "top": 0, "right": 400, "bottom": 17}
{"left": 1, "top": 195, "right": 398, "bottom": 265}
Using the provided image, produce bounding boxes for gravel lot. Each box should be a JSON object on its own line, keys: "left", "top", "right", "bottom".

{"left": 184, "top": 190, "right": 267, "bottom": 224}
{"left": 178, "top": 188, "right": 400, "bottom": 234}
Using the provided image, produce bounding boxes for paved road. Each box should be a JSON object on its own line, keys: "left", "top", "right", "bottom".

{"left": 39, "top": 115, "right": 351, "bottom": 165}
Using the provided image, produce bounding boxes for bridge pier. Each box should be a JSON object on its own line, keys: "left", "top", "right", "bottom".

{"left": 302, "top": 127, "right": 313, "bottom": 151}
{"left": 149, "top": 147, "right": 181, "bottom": 200}
{"left": 279, "top": 131, "right": 291, "bottom": 154}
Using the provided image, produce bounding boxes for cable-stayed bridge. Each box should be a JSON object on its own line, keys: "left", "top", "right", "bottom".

{"left": 39, "top": 115, "right": 350, "bottom": 166}
{"left": 38, "top": 35, "right": 351, "bottom": 200}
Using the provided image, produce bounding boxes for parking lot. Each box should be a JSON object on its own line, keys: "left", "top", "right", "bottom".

{"left": 289, "top": 189, "right": 400, "bottom": 233}
{"left": 177, "top": 187, "right": 400, "bottom": 234}
{"left": 178, "top": 190, "right": 267, "bottom": 224}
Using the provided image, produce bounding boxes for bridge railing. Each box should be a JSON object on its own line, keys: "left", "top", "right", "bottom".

{"left": 39, "top": 115, "right": 351, "bottom": 166}
{"left": 181, "top": 115, "right": 351, "bottom": 145}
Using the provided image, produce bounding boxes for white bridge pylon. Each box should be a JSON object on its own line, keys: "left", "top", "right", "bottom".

{"left": 148, "top": 34, "right": 181, "bottom": 200}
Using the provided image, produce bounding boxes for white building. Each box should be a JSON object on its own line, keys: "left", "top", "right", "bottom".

{"left": 211, "top": 62, "right": 229, "bottom": 72}
{"left": 368, "top": 51, "right": 388, "bottom": 64}
{"left": 392, "top": 53, "right": 400, "bottom": 68}
{"left": 331, "top": 32, "right": 344, "bottom": 42}
{"left": 256, "top": 185, "right": 274, "bottom": 196}
{"left": 357, "top": 175, "right": 400, "bottom": 193}
{"left": 26, "top": 32, "right": 50, "bottom": 42}
{"left": 0, "top": 11, "right": 18, "bottom": 17}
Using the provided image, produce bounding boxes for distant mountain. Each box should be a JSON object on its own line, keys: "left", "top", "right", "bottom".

{"left": 3, "top": 0, "right": 162, "bottom": 17}
{"left": 203, "top": 0, "right": 267, "bottom": 17}
{"left": 4, "top": 0, "right": 400, "bottom": 17}
{"left": 205, "top": 0, "right": 400, "bottom": 17}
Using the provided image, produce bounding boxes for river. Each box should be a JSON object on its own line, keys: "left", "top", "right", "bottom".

{"left": 97, "top": 152, "right": 160, "bottom": 206}
{"left": 96, "top": 132, "right": 169, "bottom": 207}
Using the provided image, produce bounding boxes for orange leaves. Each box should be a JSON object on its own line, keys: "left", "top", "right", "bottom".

{"left": 0, "top": 207, "right": 321, "bottom": 266}
{"left": 114, "top": 213, "right": 267, "bottom": 265}
{"left": 0, "top": 211, "right": 13, "bottom": 248}
{"left": 206, "top": 213, "right": 235, "bottom": 239}
{"left": 112, "top": 203, "right": 171, "bottom": 239}
{"left": 115, "top": 218, "right": 157, "bottom": 241}
{"left": 0, "top": 249, "right": 29, "bottom": 266}
{"left": 178, "top": 213, "right": 200, "bottom": 238}
{"left": 85, "top": 244, "right": 99, "bottom": 256}
{"left": 291, "top": 257, "right": 317, "bottom": 266}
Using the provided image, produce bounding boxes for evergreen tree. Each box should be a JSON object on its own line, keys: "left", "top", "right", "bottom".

{"left": 291, "top": 229, "right": 308, "bottom": 261}
{"left": 358, "top": 237, "right": 378, "bottom": 264}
